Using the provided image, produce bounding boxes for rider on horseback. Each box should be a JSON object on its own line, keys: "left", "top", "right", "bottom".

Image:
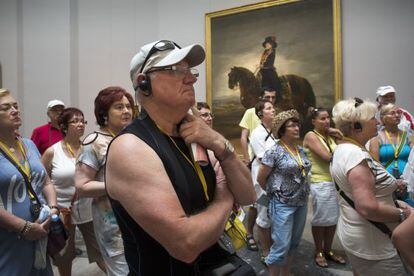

{"left": 257, "top": 36, "right": 283, "bottom": 95}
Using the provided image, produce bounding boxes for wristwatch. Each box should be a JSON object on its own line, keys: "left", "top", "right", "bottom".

{"left": 216, "top": 139, "right": 235, "bottom": 162}
{"left": 398, "top": 208, "right": 407, "bottom": 222}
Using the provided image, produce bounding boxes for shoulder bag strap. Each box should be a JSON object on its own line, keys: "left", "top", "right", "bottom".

{"left": 331, "top": 150, "right": 392, "bottom": 238}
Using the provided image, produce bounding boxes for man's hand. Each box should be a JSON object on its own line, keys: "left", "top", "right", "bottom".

{"left": 179, "top": 113, "right": 225, "bottom": 154}
{"left": 213, "top": 176, "right": 234, "bottom": 208}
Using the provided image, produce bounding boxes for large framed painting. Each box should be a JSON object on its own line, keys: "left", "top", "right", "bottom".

{"left": 205, "top": 0, "right": 341, "bottom": 149}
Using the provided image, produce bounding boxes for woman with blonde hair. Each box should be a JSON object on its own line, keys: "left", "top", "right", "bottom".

{"left": 330, "top": 97, "right": 412, "bottom": 275}
{"left": 0, "top": 88, "right": 58, "bottom": 275}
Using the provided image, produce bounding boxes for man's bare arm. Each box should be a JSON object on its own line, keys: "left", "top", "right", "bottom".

{"left": 106, "top": 134, "right": 234, "bottom": 263}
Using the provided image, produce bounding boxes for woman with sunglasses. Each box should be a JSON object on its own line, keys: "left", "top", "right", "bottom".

{"left": 370, "top": 103, "right": 413, "bottom": 206}
{"left": 42, "top": 108, "right": 105, "bottom": 276}
{"left": 257, "top": 109, "right": 311, "bottom": 276}
{"left": 303, "top": 107, "right": 345, "bottom": 268}
{"left": 0, "top": 88, "right": 57, "bottom": 275}
{"left": 76, "top": 87, "right": 134, "bottom": 276}
{"left": 330, "top": 98, "right": 411, "bottom": 275}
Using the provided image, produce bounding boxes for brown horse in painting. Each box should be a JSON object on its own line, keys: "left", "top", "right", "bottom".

{"left": 228, "top": 66, "right": 316, "bottom": 121}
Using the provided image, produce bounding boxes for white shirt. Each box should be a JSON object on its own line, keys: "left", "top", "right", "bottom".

{"left": 51, "top": 142, "right": 93, "bottom": 224}
{"left": 402, "top": 147, "right": 414, "bottom": 193}
{"left": 330, "top": 143, "right": 398, "bottom": 260}
{"left": 250, "top": 124, "right": 277, "bottom": 199}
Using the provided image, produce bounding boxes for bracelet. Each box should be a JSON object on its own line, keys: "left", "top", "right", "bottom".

{"left": 18, "top": 221, "right": 32, "bottom": 239}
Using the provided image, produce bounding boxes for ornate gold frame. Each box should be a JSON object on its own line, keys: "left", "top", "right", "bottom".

{"left": 205, "top": 0, "right": 342, "bottom": 106}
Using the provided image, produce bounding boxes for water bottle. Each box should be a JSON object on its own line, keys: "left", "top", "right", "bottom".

{"left": 47, "top": 214, "right": 67, "bottom": 256}
{"left": 37, "top": 205, "right": 50, "bottom": 223}
{"left": 50, "top": 214, "right": 64, "bottom": 234}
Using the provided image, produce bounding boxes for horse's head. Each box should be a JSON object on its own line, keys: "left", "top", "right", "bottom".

{"left": 228, "top": 67, "right": 240, "bottom": 90}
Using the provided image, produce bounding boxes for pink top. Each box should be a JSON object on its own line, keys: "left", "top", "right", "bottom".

{"left": 30, "top": 122, "right": 64, "bottom": 154}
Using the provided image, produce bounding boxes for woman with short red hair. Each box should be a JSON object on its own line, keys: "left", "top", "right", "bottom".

{"left": 76, "top": 86, "right": 134, "bottom": 276}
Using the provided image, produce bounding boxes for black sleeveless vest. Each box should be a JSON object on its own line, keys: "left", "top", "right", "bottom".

{"left": 107, "top": 110, "right": 229, "bottom": 275}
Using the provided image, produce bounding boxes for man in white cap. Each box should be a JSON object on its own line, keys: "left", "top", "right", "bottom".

{"left": 31, "top": 99, "right": 65, "bottom": 154}
{"left": 376, "top": 85, "right": 414, "bottom": 132}
{"left": 105, "top": 40, "right": 255, "bottom": 275}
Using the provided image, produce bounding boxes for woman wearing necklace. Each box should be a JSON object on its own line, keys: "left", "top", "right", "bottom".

{"left": 249, "top": 100, "right": 276, "bottom": 263}
{"left": 257, "top": 109, "right": 311, "bottom": 276}
{"left": 330, "top": 98, "right": 412, "bottom": 275}
{"left": 42, "top": 108, "right": 105, "bottom": 276}
{"left": 303, "top": 107, "right": 345, "bottom": 268}
{"left": 76, "top": 87, "right": 134, "bottom": 276}
{"left": 0, "top": 88, "right": 57, "bottom": 275}
{"left": 369, "top": 103, "right": 413, "bottom": 206}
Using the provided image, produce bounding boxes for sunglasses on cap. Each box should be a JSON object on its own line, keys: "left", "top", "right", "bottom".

{"left": 139, "top": 40, "right": 181, "bottom": 74}
{"left": 354, "top": 97, "right": 364, "bottom": 108}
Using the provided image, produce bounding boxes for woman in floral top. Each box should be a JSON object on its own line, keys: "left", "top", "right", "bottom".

{"left": 258, "top": 109, "right": 311, "bottom": 276}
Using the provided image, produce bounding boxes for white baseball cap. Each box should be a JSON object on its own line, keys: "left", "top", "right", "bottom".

{"left": 376, "top": 85, "right": 396, "bottom": 97}
{"left": 130, "top": 40, "right": 205, "bottom": 90}
{"left": 47, "top": 99, "right": 65, "bottom": 110}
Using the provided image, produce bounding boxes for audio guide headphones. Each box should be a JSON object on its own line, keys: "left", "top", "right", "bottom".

{"left": 137, "top": 40, "right": 181, "bottom": 96}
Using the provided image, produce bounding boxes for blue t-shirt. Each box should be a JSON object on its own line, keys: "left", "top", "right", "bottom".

{"left": 0, "top": 138, "right": 52, "bottom": 276}
{"left": 262, "top": 142, "right": 311, "bottom": 206}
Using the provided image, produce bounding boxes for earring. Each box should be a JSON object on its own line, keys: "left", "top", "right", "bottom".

{"left": 104, "top": 116, "right": 108, "bottom": 126}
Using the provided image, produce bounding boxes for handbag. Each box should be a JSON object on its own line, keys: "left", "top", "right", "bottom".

{"left": 226, "top": 213, "right": 247, "bottom": 250}
{"left": 219, "top": 212, "right": 247, "bottom": 254}
{"left": 198, "top": 254, "right": 256, "bottom": 276}
{"left": 59, "top": 192, "right": 78, "bottom": 231}
{"left": 47, "top": 216, "right": 68, "bottom": 256}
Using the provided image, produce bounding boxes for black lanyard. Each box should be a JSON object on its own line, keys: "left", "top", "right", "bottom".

{"left": 262, "top": 123, "right": 276, "bottom": 142}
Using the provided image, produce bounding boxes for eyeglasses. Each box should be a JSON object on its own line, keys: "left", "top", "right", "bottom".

{"left": 385, "top": 110, "right": 402, "bottom": 117}
{"left": 68, "top": 119, "right": 87, "bottom": 125}
{"left": 200, "top": 112, "right": 214, "bottom": 119}
{"left": 354, "top": 97, "right": 364, "bottom": 108}
{"left": 147, "top": 66, "right": 199, "bottom": 78}
{"left": 140, "top": 40, "right": 181, "bottom": 74}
